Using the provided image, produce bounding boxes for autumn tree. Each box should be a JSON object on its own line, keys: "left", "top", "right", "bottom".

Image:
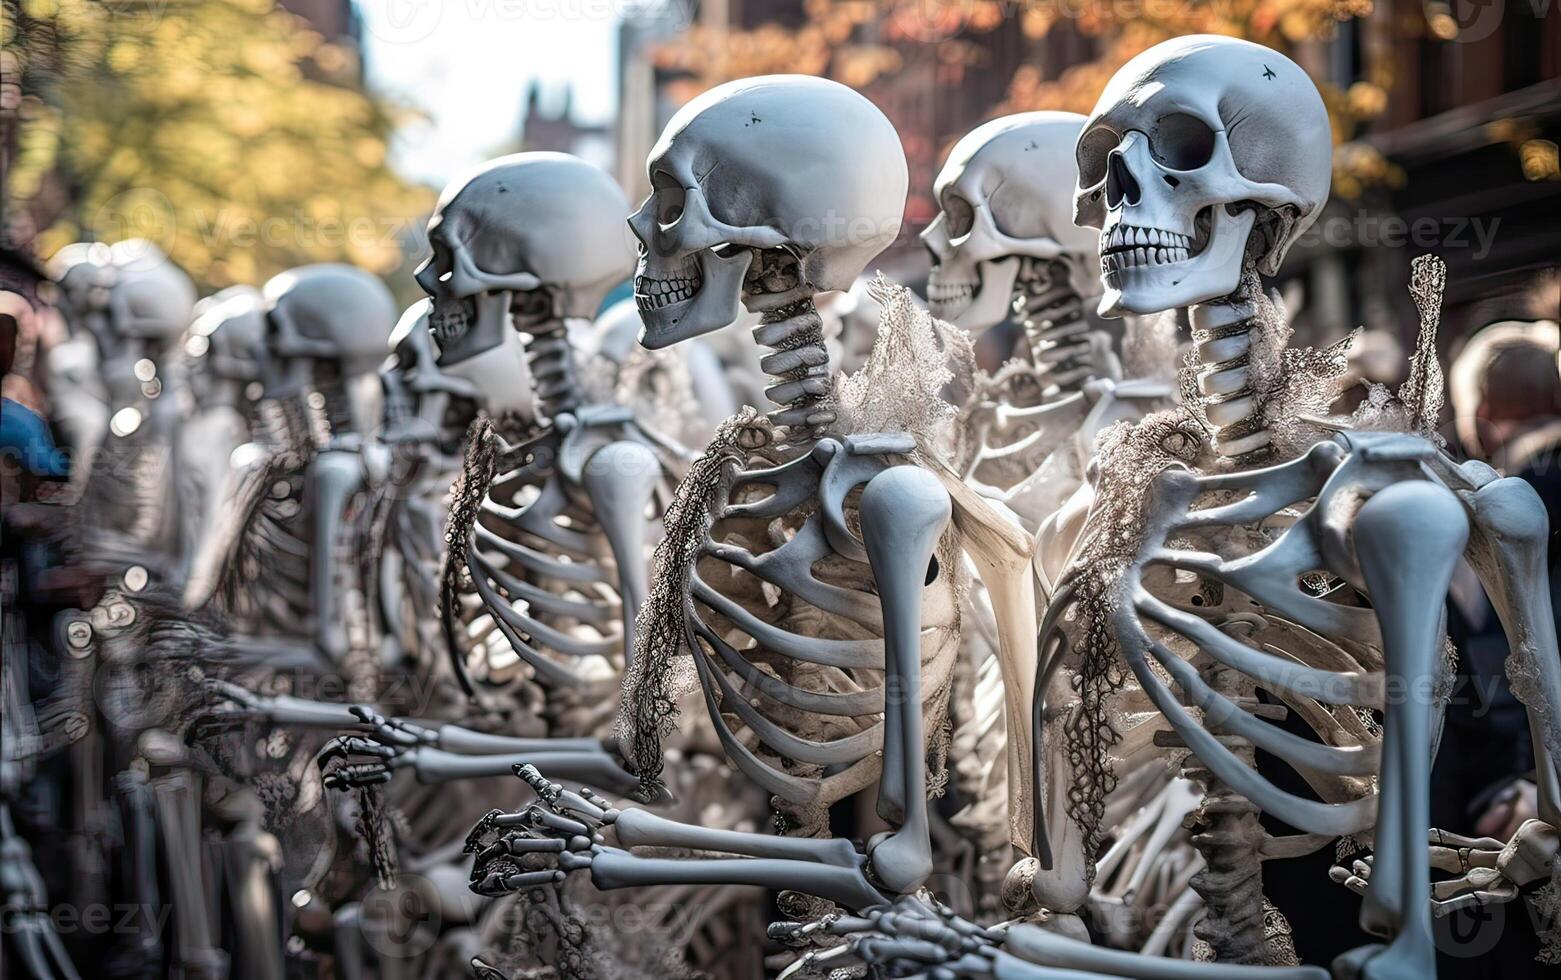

{"left": 1, "top": 0, "right": 432, "bottom": 289}
{"left": 648, "top": 0, "right": 1409, "bottom": 198}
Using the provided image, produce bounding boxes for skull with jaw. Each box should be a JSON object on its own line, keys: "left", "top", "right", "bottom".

{"left": 628, "top": 75, "right": 907, "bottom": 348}
{"left": 923, "top": 112, "right": 1101, "bottom": 331}
{"left": 262, "top": 263, "right": 397, "bottom": 433}
{"left": 413, "top": 152, "right": 634, "bottom": 366}
{"left": 1073, "top": 35, "right": 1330, "bottom": 318}
{"left": 187, "top": 285, "right": 268, "bottom": 411}
{"left": 97, "top": 241, "right": 197, "bottom": 408}
{"left": 387, "top": 299, "right": 533, "bottom": 427}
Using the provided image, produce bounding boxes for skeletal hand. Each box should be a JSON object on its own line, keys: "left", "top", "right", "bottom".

{"left": 1330, "top": 821, "right": 1561, "bottom": 916}
{"left": 316, "top": 706, "right": 432, "bottom": 789}
{"left": 462, "top": 765, "right": 618, "bottom": 898}
{"left": 770, "top": 894, "right": 1000, "bottom": 979}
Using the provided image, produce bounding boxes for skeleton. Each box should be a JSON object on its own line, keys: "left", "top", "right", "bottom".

{"left": 41, "top": 243, "right": 113, "bottom": 489}
{"left": 461, "top": 80, "right": 1040, "bottom": 956}
{"left": 924, "top": 112, "right": 1187, "bottom": 932}
{"left": 70, "top": 241, "right": 198, "bottom": 582}
{"left": 375, "top": 299, "right": 535, "bottom": 715}
{"left": 312, "top": 153, "right": 665, "bottom": 803}
{"left": 186, "top": 264, "right": 395, "bottom": 670}
{"left": 924, "top": 112, "right": 1176, "bottom": 532}
{"left": 177, "top": 285, "right": 269, "bottom": 586}
{"left": 811, "top": 36, "right": 1561, "bottom": 979}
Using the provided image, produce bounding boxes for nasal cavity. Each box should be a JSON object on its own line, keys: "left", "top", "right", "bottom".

{"left": 1106, "top": 150, "right": 1141, "bottom": 208}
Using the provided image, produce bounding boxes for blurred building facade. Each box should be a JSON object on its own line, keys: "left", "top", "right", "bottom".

{"left": 614, "top": 0, "right": 1559, "bottom": 350}
{"left": 518, "top": 82, "right": 615, "bottom": 173}
{"left": 278, "top": 0, "right": 366, "bottom": 81}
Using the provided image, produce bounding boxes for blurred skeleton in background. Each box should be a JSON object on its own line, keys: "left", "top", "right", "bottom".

{"left": 40, "top": 244, "right": 113, "bottom": 489}
{"left": 581, "top": 296, "right": 737, "bottom": 449}
{"left": 69, "top": 241, "right": 198, "bottom": 582}
{"left": 176, "top": 286, "right": 269, "bottom": 586}
{"left": 921, "top": 112, "right": 1187, "bottom": 934}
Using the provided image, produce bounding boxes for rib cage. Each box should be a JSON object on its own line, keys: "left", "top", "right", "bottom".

{"left": 217, "top": 397, "right": 315, "bottom": 638}
{"left": 457, "top": 418, "right": 669, "bottom": 739}
{"left": 1039, "top": 433, "right": 1445, "bottom": 953}
{"left": 680, "top": 433, "right": 961, "bottom": 836}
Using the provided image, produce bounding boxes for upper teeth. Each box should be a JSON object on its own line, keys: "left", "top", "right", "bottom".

{"left": 635, "top": 270, "right": 702, "bottom": 311}
{"left": 927, "top": 279, "right": 976, "bottom": 301}
{"left": 1100, "top": 224, "right": 1192, "bottom": 271}
{"left": 430, "top": 298, "right": 473, "bottom": 346}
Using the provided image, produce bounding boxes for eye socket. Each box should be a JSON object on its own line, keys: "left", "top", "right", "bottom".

{"left": 651, "top": 171, "right": 687, "bottom": 226}
{"left": 942, "top": 194, "right": 975, "bottom": 238}
{"left": 1150, "top": 113, "right": 1217, "bottom": 171}
{"left": 1076, "top": 126, "right": 1121, "bottom": 186}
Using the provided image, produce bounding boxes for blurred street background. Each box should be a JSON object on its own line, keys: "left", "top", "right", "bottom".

{"left": 2, "top": 3, "right": 1558, "bottom": 974}
{"left": 4, "top": 1, "right": 1557, "bottom": 354}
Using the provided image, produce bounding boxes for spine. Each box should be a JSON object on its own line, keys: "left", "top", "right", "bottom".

{"left": 1190, "top": 296, "right": 1272, "bottom": 465}
{"left": 1017, "top": 258, "right": 1093, "bottom": 401}
{"left": 753, "top": 298, "right": 834, "bottom": 445}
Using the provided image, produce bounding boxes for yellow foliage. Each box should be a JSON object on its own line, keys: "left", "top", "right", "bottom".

{"left": 4, "top": 0, "right": 431, "bottom": 292}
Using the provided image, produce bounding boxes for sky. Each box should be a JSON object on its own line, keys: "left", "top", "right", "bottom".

{"left": 356, "top": 0, "right": 627, "bottom": 188}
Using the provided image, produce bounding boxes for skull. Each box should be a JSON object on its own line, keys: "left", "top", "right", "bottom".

{"left": 629, "top": 74, "right": 907, "bottom": 348}
{"left": 104, "top": 240, "right": 197, "bottom": 344}
{"left": 386, "top": 299, "right": 533, "bottom": 425}
{"left": 1074, "top": 36, "right": 1331, "bottom": 317}
{"left": 413, "top": 152, "right": 634, "bottom": 365}
{"left": 189, "top": 285, "right": 267, "bottom": 387}
{"left": 93, "top": 241, "right": 196, "bottom": 408}
{"left": 923, "top": 112, "right": 1100, "bottom": 330}
{"left": 262, "top": 264, "right": 397, "bottom": 432}
{"left": 46, "top": 242, "right": 114, "bottom": 343}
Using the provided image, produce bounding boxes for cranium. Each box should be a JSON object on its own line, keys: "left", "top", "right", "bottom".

{"left": 45, "top": 242, "right": 114, "bottom": 343}
{"left": 189, "top": 285, "right": 267, "bottom": 386}
{"left": 104, "top": 240, "right": 197, "bottom": 343}
{"left": 1073, "top": 35, "right": 1331, "bottom": 317}
{"left": 923, "top": 112, "right": 1100, "bottom": 330}
{"left": 89, "top": 241, "right": 196, "bottom": 407}
{"left": 628, "top": 74, "right": 907, "bottom": 347}
{"left": 413, "top": 152, "right": 634, "bottom": 364}
{"left": 262, "top": 263, "right": 397, "bottom": 432}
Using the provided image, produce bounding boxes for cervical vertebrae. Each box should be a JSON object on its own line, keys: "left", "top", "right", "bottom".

{"left": 753, "top": 294, "right": 835, "bottom": 443}
{"left": 1191, "top": 291, "right": 1273, "bottom": 464}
